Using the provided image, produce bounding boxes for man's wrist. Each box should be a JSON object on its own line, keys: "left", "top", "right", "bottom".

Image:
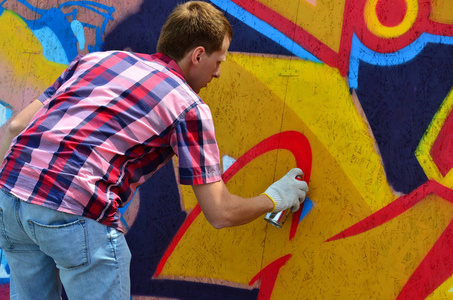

{"left": 261, "top": 193, "right": 276, "bottom": 212}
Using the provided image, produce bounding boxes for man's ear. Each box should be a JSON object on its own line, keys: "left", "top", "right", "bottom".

{"left": 191, "top": 46, "right": 205, "bottom": 65}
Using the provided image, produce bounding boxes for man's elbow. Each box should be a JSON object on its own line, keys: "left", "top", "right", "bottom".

{"left": 7, "top": 118, "right": 28, "bottom": 136}
{"left": 206, "top": 217, "right": 230, "bottom": 230}
{"left": 208, "top": 220, "right": 226, "bottom": 230}
{"left": 204, "top": 211, "right": 235, "bottom": 229}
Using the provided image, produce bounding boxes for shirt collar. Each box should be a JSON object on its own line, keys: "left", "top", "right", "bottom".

{"left": 153, "top": 53, "right": 184, "bottom": 79}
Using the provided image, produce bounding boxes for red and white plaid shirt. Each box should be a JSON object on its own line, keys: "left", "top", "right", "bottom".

{"left": 0, "top": 51, "right": 222, "bottom": 230}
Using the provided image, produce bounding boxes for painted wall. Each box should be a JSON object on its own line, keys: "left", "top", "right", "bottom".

{"left": 0, "top": 0, "right": 452, "bottom": 299}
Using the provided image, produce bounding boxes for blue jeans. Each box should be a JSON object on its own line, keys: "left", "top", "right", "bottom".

{"left": 0, "top": 190, "right": 131, "bottom": 300}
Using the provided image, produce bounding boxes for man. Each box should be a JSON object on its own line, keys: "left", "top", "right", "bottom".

{"left": 0, "top": 1, "right": 308, "bottom": 299}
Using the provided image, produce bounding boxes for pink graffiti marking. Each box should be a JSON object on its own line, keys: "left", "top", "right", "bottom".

{"left": 375, "top": 0, "right": 408, "bottom": 27}
{"left": 222, "top": 131, "right": 313, "bottom": 240}
{"left": 431, "top": 110, "right": 453, "bottom": 176}
{"left": 326, "top": 180, "right": 453, "bottom": 299}
{"left": 249, "top": 254, "right": 292, "bottom": 300}
{"left": 0, "top": 283, "right": 9, "bottom": 300}
{"left": 155, "top": 131, "right": 312, "bottom": 277}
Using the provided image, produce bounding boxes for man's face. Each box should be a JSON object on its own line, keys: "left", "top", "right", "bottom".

{"left": 188, "top": 36, "right": 230, "bottom": 93}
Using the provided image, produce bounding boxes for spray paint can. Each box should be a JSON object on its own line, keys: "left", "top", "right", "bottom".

{"left": 264, "top": 175, "right": 304, "bottom": 228}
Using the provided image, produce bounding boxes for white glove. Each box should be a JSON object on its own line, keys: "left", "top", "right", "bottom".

{"left": 263, "top": 168, "right": 309, "bottom": 213}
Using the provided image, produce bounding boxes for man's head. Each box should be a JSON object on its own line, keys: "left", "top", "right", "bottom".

{"left": 157, "top": 1, "right": 233, "bottom": 61}
{"left": 157, "top": 1, "right": 233, "bottom": 93}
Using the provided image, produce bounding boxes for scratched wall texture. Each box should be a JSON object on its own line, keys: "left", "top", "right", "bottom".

{"left": 0, "top": 0, "right": 452, "bottom": 299}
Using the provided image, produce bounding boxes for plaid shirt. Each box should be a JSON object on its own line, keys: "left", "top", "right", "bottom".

{"left": 0, "top": 51, "right": 222, "bottom": 230}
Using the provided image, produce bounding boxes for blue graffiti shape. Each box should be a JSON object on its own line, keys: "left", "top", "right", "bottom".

{"left": 0, "top": 100, "right": 13, "bottom": 129}
{"left": 0, "top": 248, "right": 10, "bottom": 284}
{"left": 0, "top": 0, "right": 5, "bottom": 15}
{"left": 352, "top": 34, "right": 453, "bottom": 193}
{"left": 299, "top": 197, "right": 314, "bottom": 222}
{"left": 349, "top": 33, "right": 453, "bottom": 89}
{"left": 60, "top": 1, "right": 114, "bottom": 53}
{"left": 1, "top": 0, "right": 114, "bottom": 64}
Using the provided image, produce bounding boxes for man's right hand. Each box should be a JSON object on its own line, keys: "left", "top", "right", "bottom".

{"left": 262, "top": 168, "right": 309, "bottom": 213}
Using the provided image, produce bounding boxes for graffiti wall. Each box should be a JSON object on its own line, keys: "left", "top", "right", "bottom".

{"left": 0, "top": 0, "right": 452, "bottom": 299}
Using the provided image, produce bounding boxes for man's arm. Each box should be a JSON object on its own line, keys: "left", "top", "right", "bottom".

{"left": 0, "top": 99, "right": 43, "bottom": 162}
{"left": 191, "top": 168, "right": 308, "bottom": 229}
{"left": 192, "top": 180, "right": 274, "bottom": 229}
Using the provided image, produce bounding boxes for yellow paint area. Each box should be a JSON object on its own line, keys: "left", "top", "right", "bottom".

{"left": 256, "top": 0, "right": 345, "bottom": 53}
{"left": 430, "top": 0, "right": 453, "bottom": 24}
{"left": 428, "top": 271, "right": 453, "bottom": 300}
{"left": 416, "top": 87, "right": 453, "bottom": 189}
{"left": 228, "top": 54, "right": 393, "bottom": 212}
{"left": 0, "top": 9, "right": 67, "bottom": 101}
{"left": 364, "top": 0, "right": 418, "bottom": 38}
{"left": 156, "top": 54, "right": 453, "bottom": 299}
{"left": 272, "top": 194, "right": 453, "bottom": 299}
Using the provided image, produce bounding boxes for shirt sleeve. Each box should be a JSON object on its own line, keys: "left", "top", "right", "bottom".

{"left": 37, "top": 54, "right": 84, "bottom": 103}
{"left": 171, "top": 103, "right": 222, "bottom": 185}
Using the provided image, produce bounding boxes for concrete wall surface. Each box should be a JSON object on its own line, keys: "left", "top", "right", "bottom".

{"left": 0, "top": 0, "right": 453, "bottom": 299}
